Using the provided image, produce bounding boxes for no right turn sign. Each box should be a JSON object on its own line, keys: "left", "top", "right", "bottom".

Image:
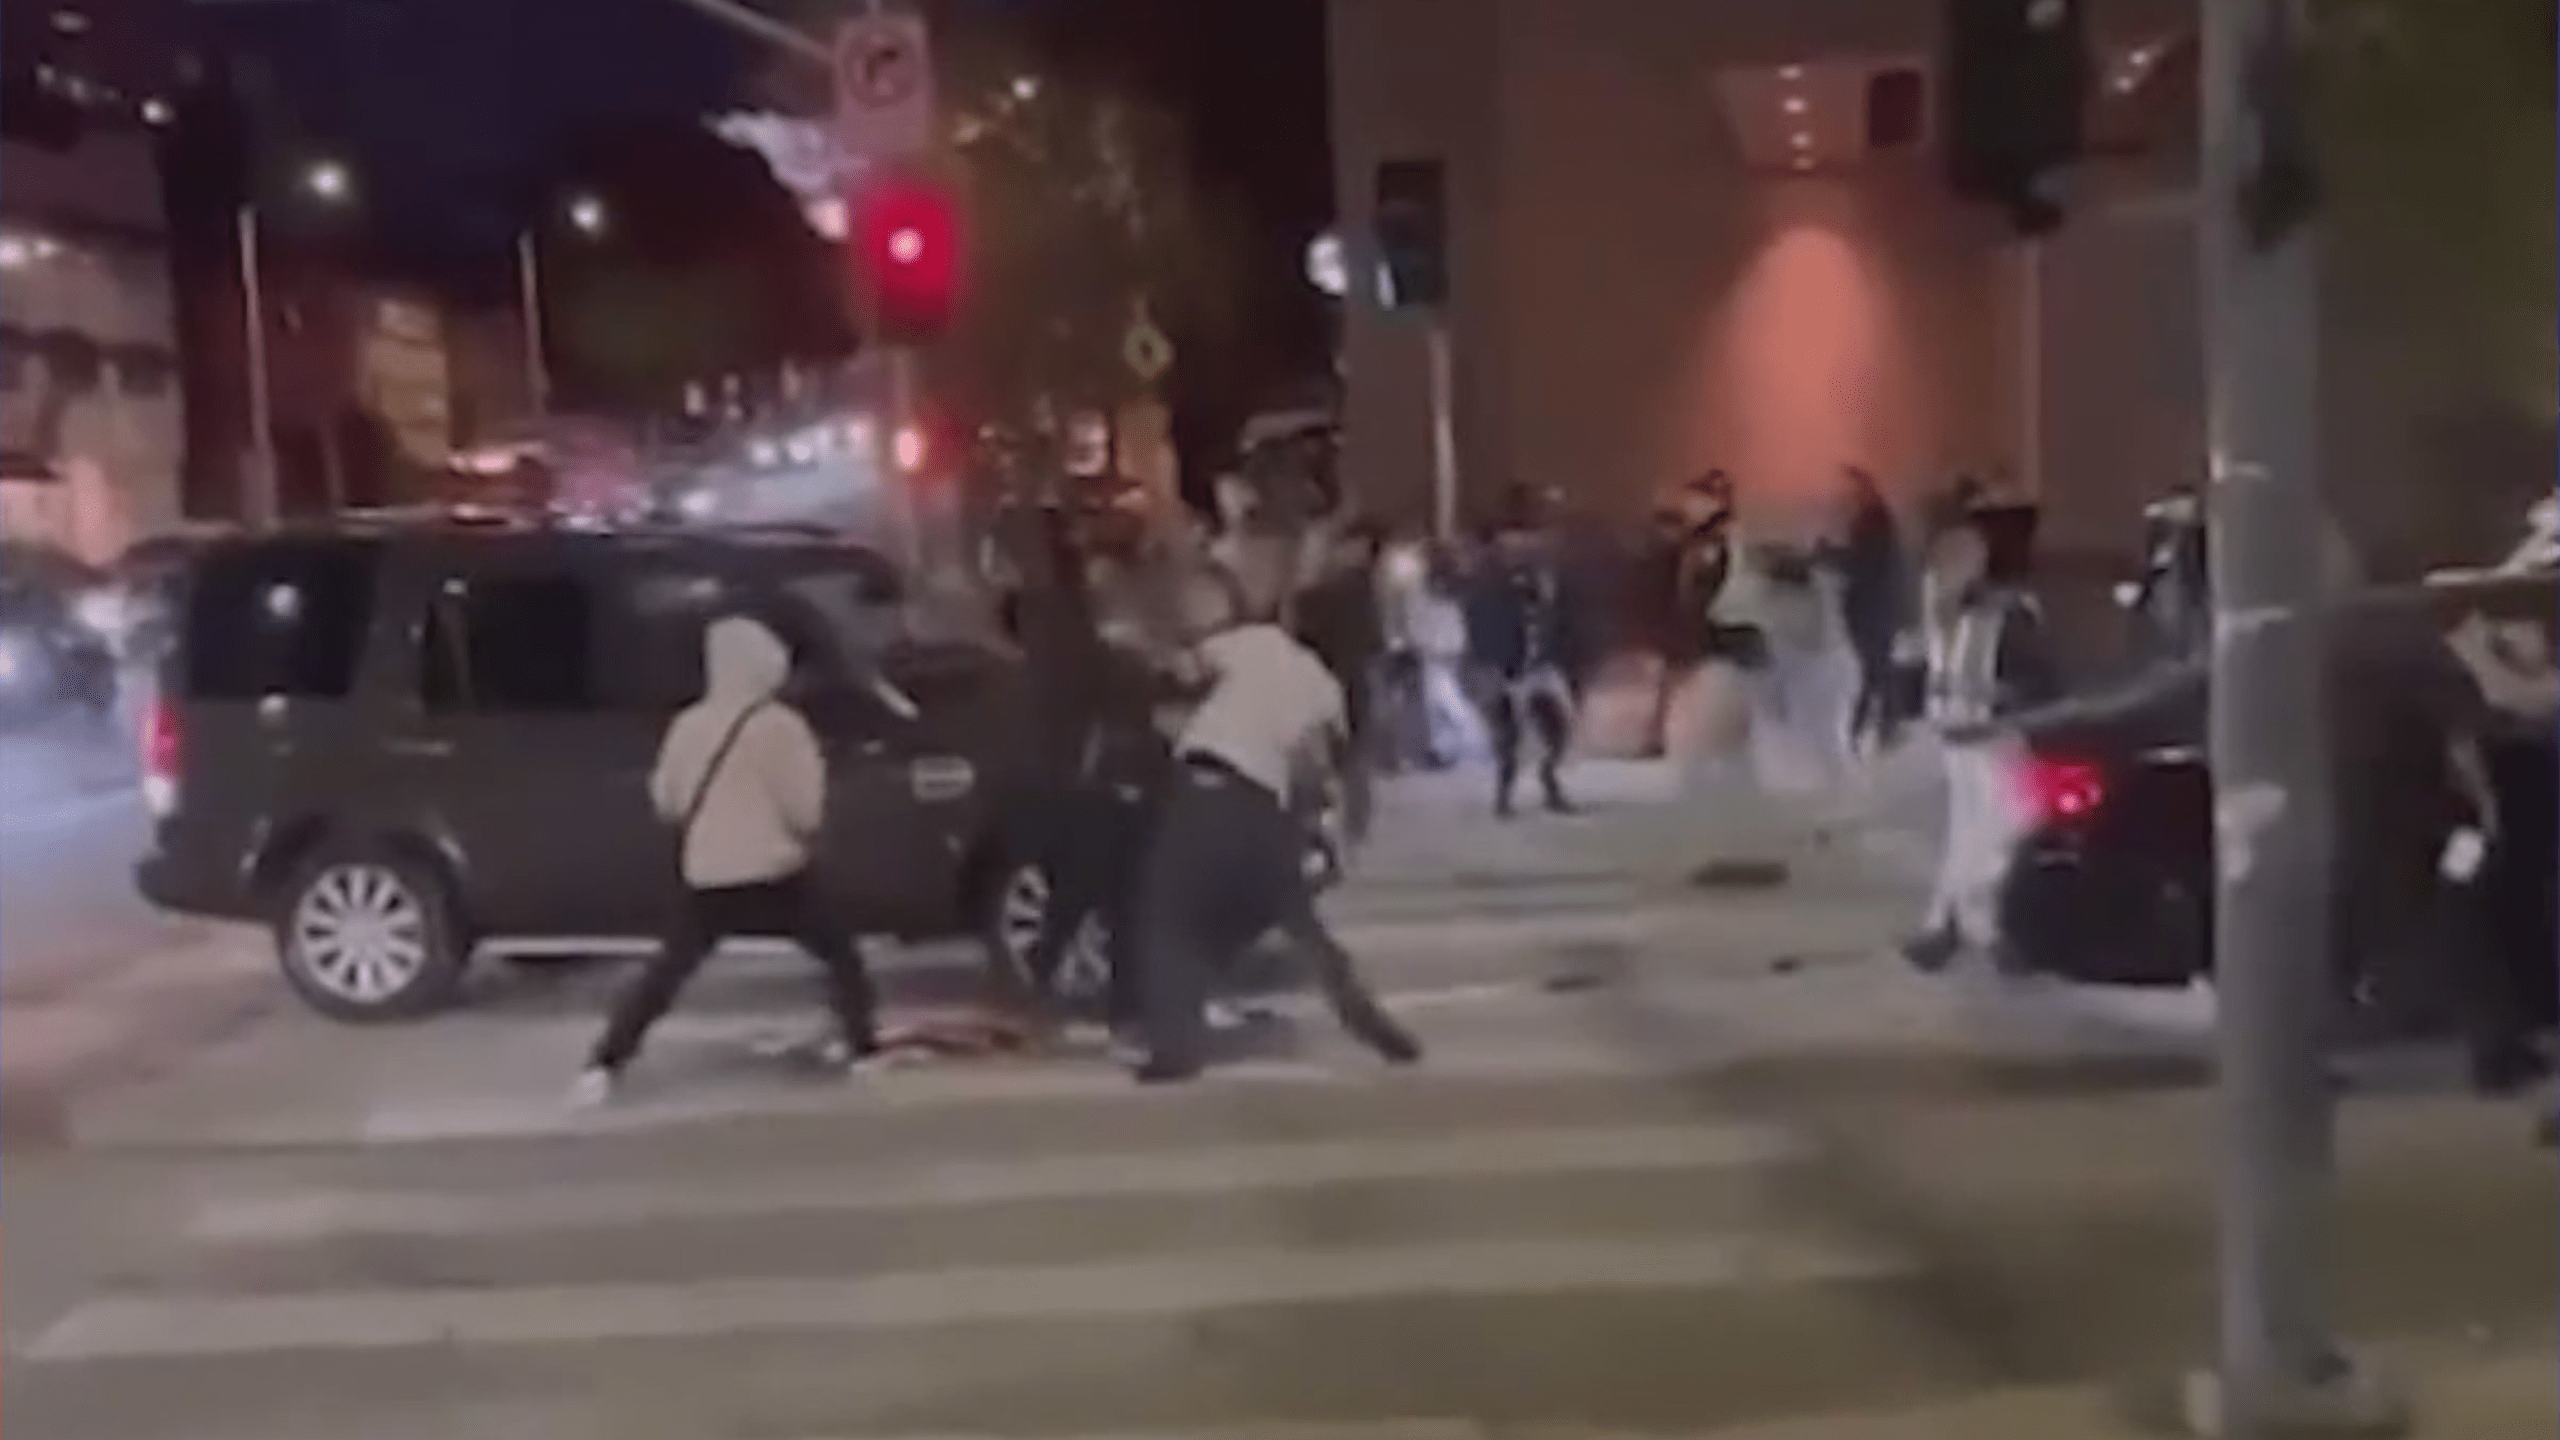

{"left": 834, "top": 14, "right": 936, "bottom": 161}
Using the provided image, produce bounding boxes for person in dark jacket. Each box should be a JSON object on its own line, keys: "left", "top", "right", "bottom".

{"left": 1293, "top": 521, "right": 1387, "bottom": 835}
{"left": 1002, "top": 507, "right": 1172, "bottom": 1030}
{"left": 1466, "top": 492, "right": 1589, "bottom": 817}
{"left": 1833, "top": 467, "right": 1912, "bottom": 751}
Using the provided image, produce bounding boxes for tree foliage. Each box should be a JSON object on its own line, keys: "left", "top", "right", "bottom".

{"left": 2316, "top": 0, "right": 2557, "bottom": 413}
{"left": 760, "top": 6, "right": 1254, "bottom": 481}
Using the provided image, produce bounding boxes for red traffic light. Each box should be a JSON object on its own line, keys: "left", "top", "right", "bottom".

{"left": 849, "top": 169, "right": 961, "bottom": 343}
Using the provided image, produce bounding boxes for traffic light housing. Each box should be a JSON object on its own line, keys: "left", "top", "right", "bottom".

{"left": 849, "top": 169, "right": 961, "bottom": 345}
{"left": 1940, "top": 0, "right": 2089, "bottom": 235}
{"left": 1372, "top": 158, "right": 1448, "bottom": 309}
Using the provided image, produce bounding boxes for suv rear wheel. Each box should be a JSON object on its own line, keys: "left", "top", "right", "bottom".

{"left": 275, "top": 847, "right": 468, "bottom": 1022}
{"left": 984, "top": 858, "right": 1112, "bottom": 1015}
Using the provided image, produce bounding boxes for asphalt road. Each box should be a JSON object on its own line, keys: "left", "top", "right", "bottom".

{"left": 8, "top": 763, "right": 2551, "bottom": 1440}
{"left": 0, "top": 722, "right": 193, "bottom": 998}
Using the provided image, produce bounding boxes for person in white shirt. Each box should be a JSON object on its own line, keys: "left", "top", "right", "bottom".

{"left": 579, "top": 614, "right": 880, "bottom": 1102}
{"left": 1127, "top": 596, "right": 1422, "bottom": 1083}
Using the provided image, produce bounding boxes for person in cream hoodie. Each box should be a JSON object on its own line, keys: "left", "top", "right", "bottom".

{"left": 577, "top": 613, "right": 880, "bottom": 1103}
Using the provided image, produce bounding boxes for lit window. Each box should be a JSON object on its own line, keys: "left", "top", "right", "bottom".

{"left": 51, "top": 9, "right": 89, "bottom": 33}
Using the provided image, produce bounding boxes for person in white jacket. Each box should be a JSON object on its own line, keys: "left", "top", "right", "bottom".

{"left": 577, "top": 614, "right": 880, "bottom": 1102}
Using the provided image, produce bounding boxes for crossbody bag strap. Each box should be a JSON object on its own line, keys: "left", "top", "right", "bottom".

{"left": 679, "top": 699, "right": 769, "bottom": 840}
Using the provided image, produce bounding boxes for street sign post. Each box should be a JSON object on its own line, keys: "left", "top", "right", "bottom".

{"left": 833, "top": 8, "right": 937, "bottom": 573}
{"left": 833, "top": 12, "right": 935, "bottom": 163}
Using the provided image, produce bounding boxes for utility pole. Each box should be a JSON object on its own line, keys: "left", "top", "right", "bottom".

{"left": 654, "top": 0, "right": 830, "bottom": 67}
{"left": 516, "top": 232, "right": 551, "bottom": 426}
{"left": 1424, "top": 320, "right": 1457, "bottom": 541}
{"left": 235, "top": 204, "right": 279, "bottom": 528}
{"left": 2185, "top": 0, "right": 2401, "bottom": 1434}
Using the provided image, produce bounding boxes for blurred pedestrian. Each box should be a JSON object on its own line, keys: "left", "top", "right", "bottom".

{"left": 1833, "top": 467, "right": 1914, "bottom": 752}
{"left": 1294, "top": 520, "right": 1388, "bottom": 834}
{"left": 577, "top": 615, "right": 880, "bottom": 1102}
{"left": 1467, "top": 491, "right": 1591, "bottom": 817}
{"left": 1902, "top": 505, "right": 2059, "bottom": 973}
{"left": 1126, "top": 586, "right": 1422, "bottom": 1084}
{"left": 1003, "top": 506, "right": 1170, "bottom": 1034}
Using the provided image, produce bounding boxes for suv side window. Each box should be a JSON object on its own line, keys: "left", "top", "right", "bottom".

{"left": 601, "top": 568, "right": 725, "bottom": 711}
{"left": 183, "top": 541, "right": 380, "bottom": 701}
{"left": 421, "top": 572, "right": 597, "bottom": 714}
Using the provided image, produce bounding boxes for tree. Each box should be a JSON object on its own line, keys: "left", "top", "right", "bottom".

{"left": 2312, "top": 0, "right": 2557, "bottom": 564}
{"left": 756, "top": 6, "right": 1255, "bottom": 488}
{"left": 940, "top": 54, "right": 1253, "bottom": 483}
{"left": 2316, "top": 0, "right": 2555, "bottom": 412}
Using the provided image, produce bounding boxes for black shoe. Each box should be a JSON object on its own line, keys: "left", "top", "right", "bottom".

{"left": 1494, "top": 792, "right": 1516, "bottom": 820}
{"left": 1374, "top": 1030, "right": 1424, "bottom": 1066}
{"left": 1132, "top": 1057, "right": 1203, "bottom": 1086}
{"left": 1541, "top": 784, "right": 1577, "bottom": 815}
{"left": 1901, "top": 926, "right": 1961, "bottom": 974}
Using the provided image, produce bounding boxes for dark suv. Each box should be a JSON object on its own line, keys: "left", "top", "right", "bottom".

{"left": 135, "top": 515, "right": 1067, "bottom": 1022}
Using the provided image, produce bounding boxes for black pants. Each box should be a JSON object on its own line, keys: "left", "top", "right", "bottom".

{"left": 1489, "top": 682, "right": 1571, "bottom": 811}
{"left": 1133, "top": 758, "right": 1414, "bottom": 1071}
{"left": 590, "top": 873, "right": 878, "bottom": 1072}
{"left": 1022, "top": 779, "right": 1150, "bottom": 1025}
{"left": 1846, "top": 627, "right": 1902, "bottom": 749}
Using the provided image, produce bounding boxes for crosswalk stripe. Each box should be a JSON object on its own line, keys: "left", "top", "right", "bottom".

{"left": 185, "top": 1121, "right": 1806, "bottom": 1241}
{"left": 27, "top": 1232, "right": 1912, "bottom": 1362}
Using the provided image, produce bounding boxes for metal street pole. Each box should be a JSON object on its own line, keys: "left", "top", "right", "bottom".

{"left": 2190, "top": 0, "right": 2399, "bottom": 1433}
{"left": 235, "top": 204, "right": 279, "bottom": 528}
{"left": 516, "top": 231, "right": 551, "bottom": 426}
{"left": 1425, "top": 318, "right": 1457, "bottom": 540}
{"left": 654, "top": 0, "right": 830, "bottom": 66}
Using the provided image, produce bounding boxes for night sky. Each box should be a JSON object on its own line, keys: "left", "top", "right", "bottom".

{"left": 212, "top": 0, "right": 1336, "bottom": 416}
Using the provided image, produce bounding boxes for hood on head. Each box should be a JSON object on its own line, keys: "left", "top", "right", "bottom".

{"left": 702, "top": 614, "right": 791, "bottom": 700}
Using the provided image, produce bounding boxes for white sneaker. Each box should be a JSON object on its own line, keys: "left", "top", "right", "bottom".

{"left": 568, "top": 1067, "right": 618, "bottom": 1108}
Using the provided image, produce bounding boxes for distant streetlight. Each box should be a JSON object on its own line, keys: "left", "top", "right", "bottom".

{"left": 240, "top": 156, "right": 358, "bottom": 525}
{"left": 1009, "top": 74, "right": 1039, "bottom": 102}
{"left": 520, "top": 190, "right": 611, "bottom": 425}
{"left": 303, "top": 159, "right": 353, "bottom": 203}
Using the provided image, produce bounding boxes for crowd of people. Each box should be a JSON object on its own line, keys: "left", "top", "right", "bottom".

{"left": 562, "top": 463, "right": 2557, "bottom": 1122}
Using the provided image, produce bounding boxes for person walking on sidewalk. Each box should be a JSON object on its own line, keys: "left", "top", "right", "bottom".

{"left": 1902, "top": 503, "right": 2059, "bottom": 973}
{"left": 576, "top": 614, "right": 880, "bottom": 1103}
{"left": 1126, "top": 592, "right": 1422, "bottom": 1085}
{"left": 1468, "top": 488, "right": 1590, "bottom": 817}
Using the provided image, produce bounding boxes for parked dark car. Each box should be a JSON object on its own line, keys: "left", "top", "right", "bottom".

{"left": 0, "top": 539, "right": 118, "bottom": 727}
{"left": 132, "top": 513, "right": 1117, "bottom": 1022}
{"left": 1998, "top": 541, "right": 2557, "bottom": 1044}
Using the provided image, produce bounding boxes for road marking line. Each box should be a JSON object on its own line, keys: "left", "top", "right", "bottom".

{"left": 26, "top": 1233, "right": 1911, "bottom": 1361}
{"left": 187, "top": 1121, "right": 1805, "bottom": 1240}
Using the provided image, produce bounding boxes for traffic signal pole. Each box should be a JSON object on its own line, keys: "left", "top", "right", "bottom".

{"left": 1425, "top": 320, "right": 1457, "bottom": 541}
{"left": 2183, "top": 0, "right": 2401, "bottom": 1433}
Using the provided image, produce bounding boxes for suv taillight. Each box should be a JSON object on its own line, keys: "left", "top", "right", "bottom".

{"left": 2019, "top": 755, "right": 2106, "bottom": 825}
{"left": 141, "top": 693, "right": 180, "bottom": 818}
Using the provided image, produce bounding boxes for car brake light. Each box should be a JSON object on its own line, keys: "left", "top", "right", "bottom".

{"left": 2020, "top": 755, "right": 2106, "bottom": 824}
{"left": 141, "top": 694, "right": 180, "bottom": 818}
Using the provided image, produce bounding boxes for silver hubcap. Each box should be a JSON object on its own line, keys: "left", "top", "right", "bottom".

{"left": 290, "top": 863, "right": 431, "bottom": 1004}
{"left": 998, "top": 866, "right": 1109, "bottom": 1002}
